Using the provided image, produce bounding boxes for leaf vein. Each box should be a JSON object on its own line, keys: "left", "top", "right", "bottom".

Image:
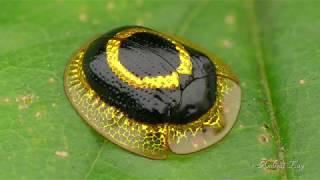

{"left": 247, "top": 0, "right": 288, "bottom": 179}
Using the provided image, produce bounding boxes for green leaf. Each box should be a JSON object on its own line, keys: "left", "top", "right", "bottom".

{"left": 0, "top": 0, "right": 318, "bottom": 179}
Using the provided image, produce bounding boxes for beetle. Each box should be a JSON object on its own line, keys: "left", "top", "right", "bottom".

{"left": 64, "top": 26, "right": 241, "bottom": 159}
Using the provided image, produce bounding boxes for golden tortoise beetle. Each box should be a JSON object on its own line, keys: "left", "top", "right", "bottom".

{"left": 64, "top": 26, "right": 241, "bottom": 159}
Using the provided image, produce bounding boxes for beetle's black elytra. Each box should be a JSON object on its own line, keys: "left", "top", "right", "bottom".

{"left": 83, "top": 26, "right": 217, "bottom": 124}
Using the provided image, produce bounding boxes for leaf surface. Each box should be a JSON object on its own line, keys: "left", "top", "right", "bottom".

{"left": 0, "top": 0, "right": 319, "bottom": 179}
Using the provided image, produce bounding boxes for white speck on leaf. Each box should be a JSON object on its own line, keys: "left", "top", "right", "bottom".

{"left": 222, "top": 39, "right": 233, "bottom": 48}
{"left": 106, "top": 1, "right": 115, "bottom": 11}
{"left": 3, "top": 97, "right": 10, "bottom": 103}
{"left": 225, "top": 14, "right": 236, "bottom": 25}
{"left": 48, "top": 77, "right": 55, "bottom": 83}
{"left": 299, "top": 79, "right": 305, "bottom": 85}
{"left": 16, "top": 94, "right": 36, "bottom": 110}
{"left": 35, "top": 112, "right": 41, "bottom": 118}
{"left": 55, "top": 151, "right": 69, "bottom": 158}
{"left": 79, "top": 13, "right": 87, "bottom": 22}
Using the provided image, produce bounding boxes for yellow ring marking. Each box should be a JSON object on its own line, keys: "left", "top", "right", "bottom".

{"left": 106, "top": 27, "right": 192, "bottom": 89}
